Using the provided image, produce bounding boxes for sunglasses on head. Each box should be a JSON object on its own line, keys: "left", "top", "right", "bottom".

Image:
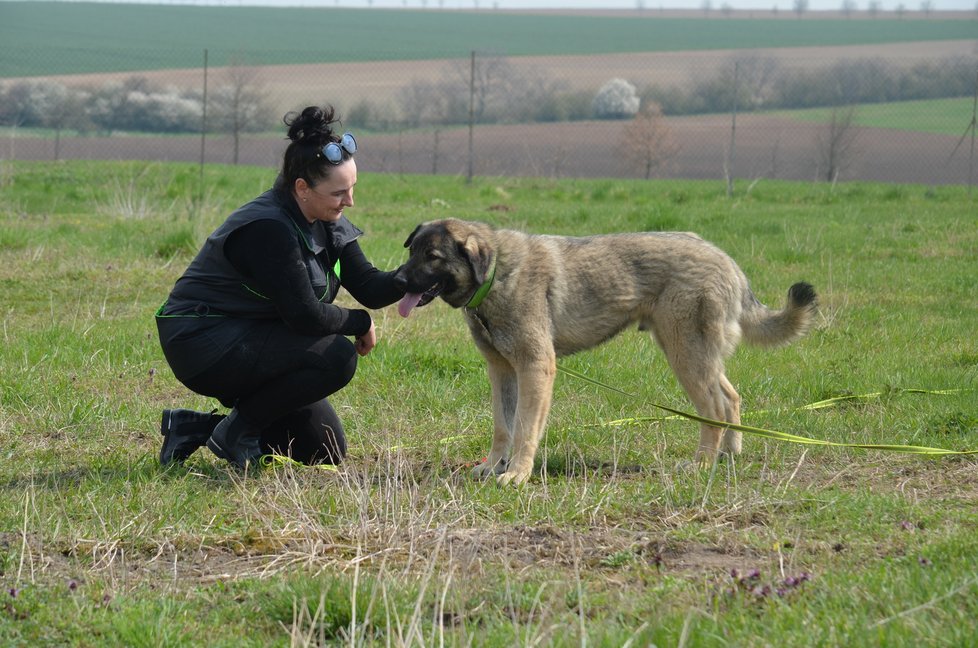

{"left": 320, "top": 132, "right": 357, "bottom": 164}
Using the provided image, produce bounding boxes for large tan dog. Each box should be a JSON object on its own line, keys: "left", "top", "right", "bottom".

{"left": 395, "top": 219, "right": 817, "bottom": 486}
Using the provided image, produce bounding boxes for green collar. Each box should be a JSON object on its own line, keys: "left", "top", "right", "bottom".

{"left": 465, "top": 256, "right": 497, "bottom": 309}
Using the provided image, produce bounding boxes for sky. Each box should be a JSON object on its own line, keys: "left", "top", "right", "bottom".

{"left": 303, "top": 0, "right": 978, "bottom": 7}
{"left": 32, "top": 0, "right": 978, "bottom": 12}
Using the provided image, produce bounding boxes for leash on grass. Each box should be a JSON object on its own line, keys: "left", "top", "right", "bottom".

{"left": 556, "top": 365, "right": 978, "bottom": 457}
{"left": 257, "top": 370, "right": 974, "bottom": 470}
{"left": 260, "top": 454, "right": 339, "bottom": 472}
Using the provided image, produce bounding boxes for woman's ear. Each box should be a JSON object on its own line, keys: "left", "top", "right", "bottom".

{"left": 294, "top": 177, "right": 309, "bottom": 199}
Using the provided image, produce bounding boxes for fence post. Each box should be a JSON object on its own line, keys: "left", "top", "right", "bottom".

{"left": 968, "top": 67, "right": 977, "bottom": 195}
{"left": 726, "top": 61, "right": 739, "bottom": 198}
{"left": 197, "top": 48, "right": 209, "bottom": 220}
{"left": 467, "top": 50, "right": 475, "bottom": 184}
{"left": 432, "top": 129, "right": 440, "bottom": 175}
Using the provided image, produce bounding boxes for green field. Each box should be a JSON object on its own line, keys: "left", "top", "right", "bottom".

{"left": 1, "top": 1, "right": 976, "bottom": 76}
{"left": 780, "top": 97, "right": 978, "bottom": 136}
{"left": 1, "top": 160, "right": 977, "bottom": 645}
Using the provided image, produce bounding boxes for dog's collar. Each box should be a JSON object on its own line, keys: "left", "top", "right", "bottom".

{"left": 465, "top": 255, "right": 497, "bottom": 309}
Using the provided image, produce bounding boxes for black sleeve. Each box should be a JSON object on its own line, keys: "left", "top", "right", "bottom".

{"left": 338, "top": 239, "right": 406, "bottom": 309}
{"left": 224, "top": 219, "right": 371, "bottom": 337}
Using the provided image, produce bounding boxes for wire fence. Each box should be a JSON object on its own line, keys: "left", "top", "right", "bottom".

{"left": 2, "top": 47, "right": 977, "bottom": 187}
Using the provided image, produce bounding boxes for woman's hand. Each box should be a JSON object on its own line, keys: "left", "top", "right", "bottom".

{"left": 354, "top": 320, "right": 376, "bottom": 357}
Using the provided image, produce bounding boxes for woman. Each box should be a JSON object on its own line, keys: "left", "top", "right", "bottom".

{"left": 156, "top": 105, "right": 404, "bottom": 469}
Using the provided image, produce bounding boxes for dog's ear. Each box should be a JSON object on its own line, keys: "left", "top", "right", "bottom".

{"left": 461, "top": 234, "right": 492, "bottom": 284}
{"left": 403, "top": 224, "right": 422, "bottom": 249}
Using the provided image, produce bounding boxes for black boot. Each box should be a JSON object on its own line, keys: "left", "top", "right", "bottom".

{"left": 206, "top": 409, "right": 263, "bottom": 470}
{"left": 160, "top": 409, "right": 225, "bottom": 466}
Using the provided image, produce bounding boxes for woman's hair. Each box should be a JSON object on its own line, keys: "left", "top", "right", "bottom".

{"left": 275, "top": 105, "right": 353, "bottom": 192}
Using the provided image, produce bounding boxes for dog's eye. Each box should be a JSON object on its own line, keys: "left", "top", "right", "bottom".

{"left": 425, "top": 249, "right": 444, "bottom": 262}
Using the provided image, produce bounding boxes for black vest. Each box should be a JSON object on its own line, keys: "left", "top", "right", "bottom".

{"left": 160, "top": 188, "right": 362, "bottom": 319}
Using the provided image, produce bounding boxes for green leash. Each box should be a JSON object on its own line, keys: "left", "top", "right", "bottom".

{"left": 557, "top": 365, "right": 977, "bottom": 456}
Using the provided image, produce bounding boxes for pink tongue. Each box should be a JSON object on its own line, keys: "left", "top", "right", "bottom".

{"left": 398, "top": 292, "right": 423, "bottom": 318}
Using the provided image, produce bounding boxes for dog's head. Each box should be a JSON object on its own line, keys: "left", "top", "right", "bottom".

{"left": 394, "top": 218, "right": 494, "bottom": 317}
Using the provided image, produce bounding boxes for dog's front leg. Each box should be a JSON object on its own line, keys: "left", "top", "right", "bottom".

{"left": 497, "top": 356, "right": 556, "bottom": 486}
{"left": 472, "top": 357, "right": 517, "bottom": 479}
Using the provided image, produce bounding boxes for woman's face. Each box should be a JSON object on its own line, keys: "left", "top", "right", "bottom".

{"left": 295, "top": 158, "right": 357, "bottom": 224}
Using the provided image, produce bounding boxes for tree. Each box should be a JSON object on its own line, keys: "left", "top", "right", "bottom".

{"left": 620, "top": 102, "right": 680, "bottom": 179}
{"left": 399, "top": 53, "right": 564, "bottom": 127}
{"left": 593, "top": 78, "right": 640, "bottom": 119}
{"left": 793, "top": 0, "right": 809, "bottom": 17}
{"left": 816, "top": 104, "right": 861, "bottom": 183}
{"left": 209, "top": 63, "right": 275, "bottom": 164}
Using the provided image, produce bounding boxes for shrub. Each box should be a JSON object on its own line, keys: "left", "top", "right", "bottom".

{"left": 592, "top": 78, "right": 640, "bottom": 119}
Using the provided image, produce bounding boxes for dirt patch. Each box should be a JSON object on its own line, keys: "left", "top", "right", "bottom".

{"left": 0, "top": 521, "right": 755, "bottom": 591}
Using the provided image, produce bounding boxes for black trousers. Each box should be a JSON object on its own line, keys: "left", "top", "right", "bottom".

{"left": 158, "top": 317, "right": 356, "bottom": 464}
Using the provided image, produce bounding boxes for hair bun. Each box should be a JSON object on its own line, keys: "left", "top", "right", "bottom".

{"left": 284, "top": 105, "right": 338, "bottom": 145}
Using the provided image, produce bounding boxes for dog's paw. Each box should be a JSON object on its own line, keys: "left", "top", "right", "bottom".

{"left": 471, "top": 457, "right": 507, "bottom": 480}
{"left": 694, "top": 449, "right": 720, "bottom": 470}
{"left": 471, "top": 462, "right": 494, "bottom": 480}
{"left": 496, "top": 466, "right": 532, "bottom": 487}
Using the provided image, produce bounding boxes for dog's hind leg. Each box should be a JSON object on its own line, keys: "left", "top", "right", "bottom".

{"left": 679, "top": 370, "right": 730, "bottom": 465}
{"left": 718, "top": 373, "right": 742, "bottom": 455}
{"left": 472, "top": 356, "right": 517, "bottom": 479}
{"left": 649, "top": 327, "right": 731, "bottom": 465}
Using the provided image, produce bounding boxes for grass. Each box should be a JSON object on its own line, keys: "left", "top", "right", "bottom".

{"left": 1, "top": 160, "right": 977, "bottom": 645}
{"left": 779, "top": 97, "right": 978, "bottom": 136}
{"left": 1, "top": 2, "right": 976, "bottom": 76}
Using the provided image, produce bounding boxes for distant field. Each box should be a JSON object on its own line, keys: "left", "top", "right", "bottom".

{"left": 779, "top": 97, "right": 978, "bottom": 136}
{"left": 0, "top": 1, "right": 976, "bottom": 76}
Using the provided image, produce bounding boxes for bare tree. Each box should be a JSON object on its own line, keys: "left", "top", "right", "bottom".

{"left": 400, "top": 53, "right": 559, "bottom": 127}
{"left": 620, "top": 102, "right": 680, "bottom": 179}
{"left": 816, "top": 104, "right": 861, "bottom": 183}
{"left": 729, "top": 54, "right": 781, "bottom": 109}
{"left": 448, "top": 52, "right": 518, "bottom": 123}
{"left": 210, "top": 62, "right": 275, "bottom": 164}
{"left": 793, "top": 0, "right": 809, "bottom": 17}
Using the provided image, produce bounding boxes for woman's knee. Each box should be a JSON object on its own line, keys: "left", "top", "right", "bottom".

{"left": 260, "top": 399, "right": 346, "bottom": 465}
{"left": 325, "top": 336, "right": 359, "bottom": 389}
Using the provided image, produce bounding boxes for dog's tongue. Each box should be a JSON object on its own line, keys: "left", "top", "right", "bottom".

{"left": 398, "top": 292, "right": 423, "bottom": 318}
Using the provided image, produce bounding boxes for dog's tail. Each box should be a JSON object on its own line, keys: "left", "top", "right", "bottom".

{"left": 739, "top": 282, "right": 818, "bottom": 347}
